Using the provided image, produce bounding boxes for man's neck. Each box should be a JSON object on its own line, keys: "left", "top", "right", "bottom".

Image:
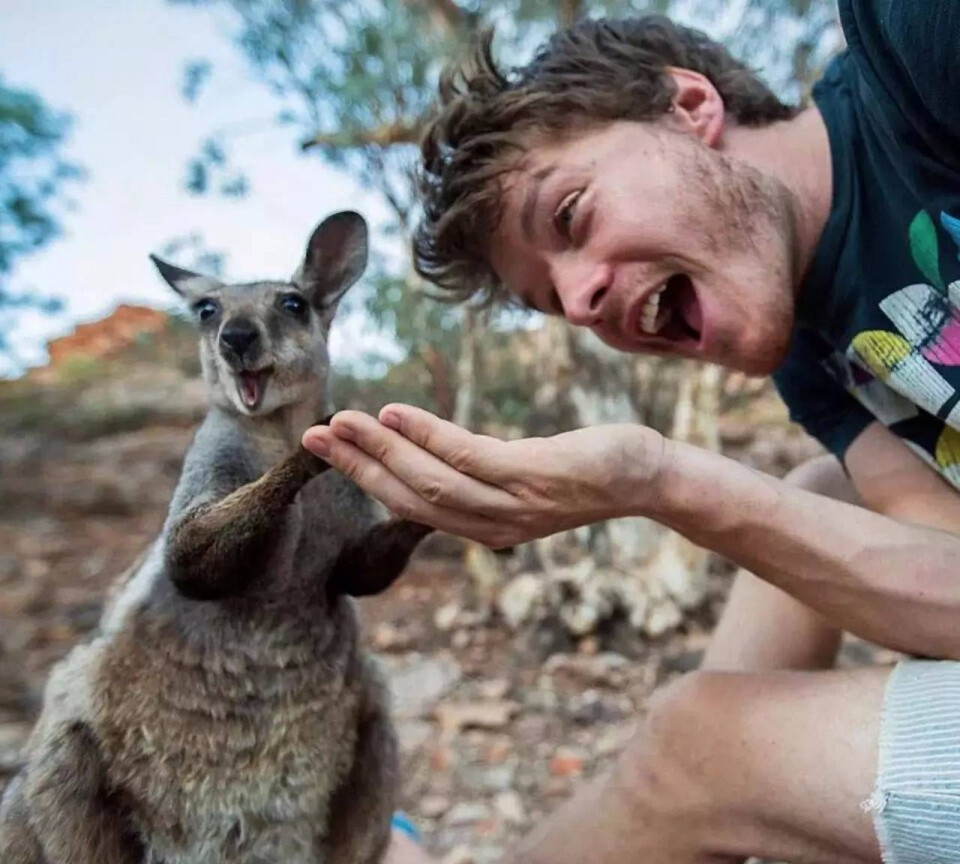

{"left": 724, "top": 106, "right": 833, "bottom": 291}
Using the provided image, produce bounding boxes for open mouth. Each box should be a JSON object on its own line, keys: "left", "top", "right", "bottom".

{"left": 636, "top": 274, "right": 702, "bottom": 347}
{"left": 237, "top": 369, "right": 271, "bottom": 411}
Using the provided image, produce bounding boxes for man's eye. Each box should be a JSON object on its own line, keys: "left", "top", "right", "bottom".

{"left": 553, "top": 189, "right": 583, "bottom": 239}
{"left": 193, "top": 299, "right": 219, "bottom": 322}
{"left": 279, "top": 293, "right": 308, "bottom": 316}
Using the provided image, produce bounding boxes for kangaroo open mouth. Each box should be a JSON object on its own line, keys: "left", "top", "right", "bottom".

{"left": 237, "top": 370, "right": 270, "bottom": 410}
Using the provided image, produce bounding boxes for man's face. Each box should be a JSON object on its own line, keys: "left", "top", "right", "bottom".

{"left": 489, "top": 120, "right": 800, "bottom": 375}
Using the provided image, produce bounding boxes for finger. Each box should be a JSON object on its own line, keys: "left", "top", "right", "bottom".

{"left": 378, "top": 404, "right": 515, "bottom": 483}
{"left": 326, "top": 412, "right": 518, "bottom": 515}
{"left": 301, "top": 426, "right": 516, "bottom": 545}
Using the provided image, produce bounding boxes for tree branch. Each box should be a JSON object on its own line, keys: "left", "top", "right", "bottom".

{"left": 557, "top": 0, "right": 585, "bottom": 27}
{"left": 402, "top": 0, "right": 472, "bottom": 36}
{"left": 300, "top": 119, "right": 423, "bottom": 151}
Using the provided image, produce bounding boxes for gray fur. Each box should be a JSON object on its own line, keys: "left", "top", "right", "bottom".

{"left": 0, "top": 212, "right": 430, "bottom": 864}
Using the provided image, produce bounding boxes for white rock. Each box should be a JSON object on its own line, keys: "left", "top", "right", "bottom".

{"left": 419, "top": 795, "right": 451, "bottom": 818}
{"left": 440, "top": 845, "right": 474, "bottom": 864}
{"left": 644, "top": 598, "right": 683, "bottom": 638}
{"left": 396, "top": 719, "right": 434, "bottom": 754}
{"left": 434, "top": 602, "right": 461, "bottom": 632}
{"left": 435, "top": 700, "right": 519, "bottom": 734}
{"left": 445, "top": 801, "right": 492, "bottom": 826}
{"left": 386, "top": 653, "right": 462, "bottom": 719}
{"left": 497, "top": 574, "right": 545, "bottom": 630}
{"left": 493, "top": 790, "right": 527, "bottom": 825}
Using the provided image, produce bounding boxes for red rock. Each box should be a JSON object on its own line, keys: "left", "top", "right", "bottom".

{"left": 429, "top": 745, "right": 456, "bottom": 773}
{"left": 483, "top": 737, "right": 512, "bottom": 765}
{"left": 43, "top": 305, "right": 169, "bottom": 372}
{"left": 548, "top": 747, "right": 586, "bottom": 777}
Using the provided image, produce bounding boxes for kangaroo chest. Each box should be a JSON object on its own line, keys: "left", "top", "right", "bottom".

{"left": 92, "top": 620, "right": 363, "bottom": 864}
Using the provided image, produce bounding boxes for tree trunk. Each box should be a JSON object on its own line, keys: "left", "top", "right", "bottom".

{"left": 496, "top": 319, "right": 720, "bottom": 640}
{"left": 453, "top": 307, "right": 483, "bottom": 428}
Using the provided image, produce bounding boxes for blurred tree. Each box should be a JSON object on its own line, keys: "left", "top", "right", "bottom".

{"left": 170, "top": 0, "right": 839, "bottom": 639}
{"left": 0, "top": 76, "right": 83, "bottom": 358}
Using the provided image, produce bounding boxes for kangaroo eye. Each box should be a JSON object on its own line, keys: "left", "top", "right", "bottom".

{"left": 193, "top": 299, "right": 219, "bottom": 323}
{"left": 280, "top": 293, "right": 308, "bottom": 317}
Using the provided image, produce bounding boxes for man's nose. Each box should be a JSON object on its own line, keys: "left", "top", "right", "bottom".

{"left": 554, "top": 263, "right": 612, "bottom": 327}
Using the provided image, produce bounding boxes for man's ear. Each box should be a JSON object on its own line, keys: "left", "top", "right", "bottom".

{"left": 149, "top": 255, "right": 222, "bottom": 303}
{"left": 664, "top": 67, "right": 726, "bottom": 148}
{"left": 293, "top": 211, "right": 369, "bottom": 312}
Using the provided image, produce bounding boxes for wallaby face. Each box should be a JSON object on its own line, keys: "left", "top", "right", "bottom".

{"left": 151, "top": 211, "right": 368, "bottom": 417}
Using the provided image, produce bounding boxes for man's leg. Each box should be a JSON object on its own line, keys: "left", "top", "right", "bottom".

{"left": 702, "top": 454, "right": 855, "bottom": 672}
{"left": 510, "top": 667, "right": 886, "bottom": 864}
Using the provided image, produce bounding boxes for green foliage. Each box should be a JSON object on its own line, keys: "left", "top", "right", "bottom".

{"left": 181, "top": 59, "right": 213, "bottom": 102}
{"left": 0, "top": 74, "right": 83, "bottom": 353}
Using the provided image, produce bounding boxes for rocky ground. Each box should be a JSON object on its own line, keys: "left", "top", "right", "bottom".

{"left": 0, "top": 375, "right": 894, "bottom": 863}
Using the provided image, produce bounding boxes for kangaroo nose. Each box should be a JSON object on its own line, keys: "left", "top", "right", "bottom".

{"left": 219, "top": 320, "right": 260, "bottom": 361}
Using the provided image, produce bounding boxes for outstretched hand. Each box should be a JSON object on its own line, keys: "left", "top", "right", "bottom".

{"left": 301, "top": 405, "right": 666, "bottom": 549}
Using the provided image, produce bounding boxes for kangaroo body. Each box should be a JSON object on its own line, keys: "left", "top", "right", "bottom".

{"left": 0, "top": 212, "right": 429, "bottom": 864}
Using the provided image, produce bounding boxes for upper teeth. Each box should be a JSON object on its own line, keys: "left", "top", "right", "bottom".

{"left": 639, "top": 283, "right": 669, "bottom": 335}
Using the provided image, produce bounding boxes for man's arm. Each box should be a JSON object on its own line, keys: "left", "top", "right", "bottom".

{"left": 658, "top": 424, "right": 960, "bottom": 659}
{"left": 845, "top": 421, "right": 960, "bottom": 532}
{"left": 303, "top": 406, "right": 960, "bottom": 660}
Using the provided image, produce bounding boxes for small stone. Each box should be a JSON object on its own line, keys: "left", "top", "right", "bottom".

{"left": 372, "top": 622, "right": 411, "bottom": 652}
{"left": 483, "top": 737, "right": 512, "bottom": 765}
{"left": 544, "top": 652, "right": 629, "bottom": 688}
{"left": 386, "top": 654, "right": 462, "bottom": 719}
{"left": 577, "top": 635, "right": 600, "bottom": 655}
{"left": 548, "top": 746, "right": 587, "bottom": 777}
{"left": 472, "top": 846, "right": 504, "bottom": 864}
{"left": 429, "top": 745, "right": 456, "bottom": 773}
{"left": 396, "top": 720, "right": 433, "bottom": 755}
{"left": 434, "top": 602, "right": 461, "bottom": 632}
{"left": 661, "top": 649, "right": 703, "bottom": 675}
{"left": 542, "top": 775, "right": 570, "bottom": 797}
{"left": 643, "top": 599, "right": 683, "bottom": 638}
{"left": 493, "top": 790, "right": 526, "bottom": 825}
{"left": 451, "top": 630, "right": 471, "bottom": 649}
{"left": 476, "top": 678, "right": 510, "bottom": 701}
{"left": 461, "top": 762, "right": 509, "bottom": 793}
{"left": 497, "top": 574, "right": 545, "bottom": 631}
{"left": 440, "top": 844, "right": 473, "bottom": 864}
{"left": 445, "top": 801, "right": 492, "bottom": 826}
{"left": 595, "top": 724, "right": 635, "bottom": 758}
{"left": 435, "top": 701, "right": 519, "bottom": 735}
{"left": 419, "top": 795, "right": 451, "bottom": 818}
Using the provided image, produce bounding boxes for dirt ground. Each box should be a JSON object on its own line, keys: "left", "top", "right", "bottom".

{"left": 0, "top": 394, "right": 894, "bottom": 862}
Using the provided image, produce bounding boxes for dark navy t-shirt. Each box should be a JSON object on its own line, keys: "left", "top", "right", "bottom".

{"left": 773, "top": 0, "right": 960, "bottom": 489}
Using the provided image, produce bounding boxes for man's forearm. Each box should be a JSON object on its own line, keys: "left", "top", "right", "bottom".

{"left": 647, "top": 438, "right": 960, "bottom": 659}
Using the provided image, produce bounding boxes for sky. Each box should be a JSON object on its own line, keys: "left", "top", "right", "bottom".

{"left": 1, "top": 0, "right": 395, "bottom": 376}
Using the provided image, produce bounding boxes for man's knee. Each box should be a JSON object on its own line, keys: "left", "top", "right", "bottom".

{"left": 783, "top": 454, "right": 859, "bottom": 504}
{"left": 615, "top": 671, "right": 737, "bottom": 821}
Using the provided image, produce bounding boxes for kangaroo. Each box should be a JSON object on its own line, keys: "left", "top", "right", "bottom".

{"left": 0, "top": 211, "right": 432, "bottom": 864}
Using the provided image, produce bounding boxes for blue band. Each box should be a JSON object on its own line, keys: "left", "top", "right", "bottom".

{"left": 391, "top": 811, "right": 420, "bottom": 841}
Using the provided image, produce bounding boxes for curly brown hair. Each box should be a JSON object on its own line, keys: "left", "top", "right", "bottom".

{"left": 413, "top": 16, "right": 796, "bottom": 303}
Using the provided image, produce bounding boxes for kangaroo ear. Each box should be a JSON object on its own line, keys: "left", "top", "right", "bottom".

{"left": 293, "top": 211, "right": 369, "bottom": 313}
{"left": 149, "top": 255, "right": 222, "bottom": 302}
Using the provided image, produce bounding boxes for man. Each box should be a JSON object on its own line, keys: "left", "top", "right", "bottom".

{"left": 303, "top": 5, "right": 960, "bottom": 862}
